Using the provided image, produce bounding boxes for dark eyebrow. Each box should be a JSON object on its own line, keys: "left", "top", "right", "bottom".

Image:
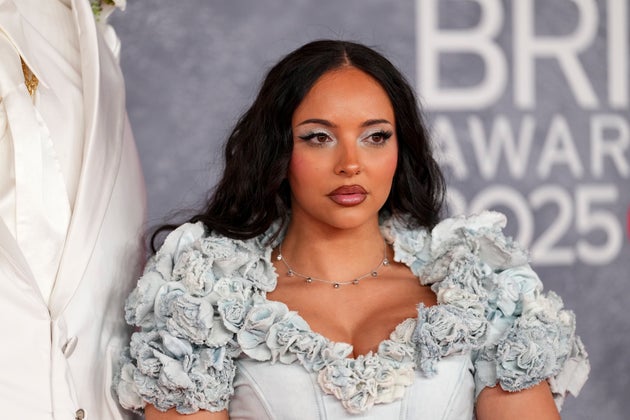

{"left": 296, "top": 118, "right": 393, "bottom": 127}
{"left": 361, "top": 119, "right": 393, "bottom": 127}
{"left": 296, "top": 119, "right": 336, "bottom": 127}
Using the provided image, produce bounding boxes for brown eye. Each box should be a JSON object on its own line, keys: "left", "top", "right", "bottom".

{"left": 371, "top": 133, "right": 385, "bottom": 143}
{"left": 298, "top": 131, "right": 333, "bottom": 147}
{"left": 364, "top": 130, "right": 393, "bottom": 146}
{"left": 316, "top": 133, "right": 329, "bottom": 143}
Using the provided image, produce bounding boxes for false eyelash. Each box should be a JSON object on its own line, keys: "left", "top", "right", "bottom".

{"left": 297, "top": 131, "right": 329, "bottom": 141}
{"left": 371, "top": 130, "right": 393, "bottom": 140}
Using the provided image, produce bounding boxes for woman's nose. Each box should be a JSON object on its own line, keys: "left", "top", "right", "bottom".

{"left": 334, "top": 142, "right": 361, "bottom": 176}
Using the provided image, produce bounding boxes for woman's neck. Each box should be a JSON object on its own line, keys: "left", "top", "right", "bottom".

{"left": 278, "top": 219, "right": 388, "bottom": 283}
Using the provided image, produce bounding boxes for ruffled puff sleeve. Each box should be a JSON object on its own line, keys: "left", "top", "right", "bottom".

{"left": 114, "top": 222, "right": 277, "bottom": 414}
{"left": 422, "top": 212, "right": 590, "bottom": 410}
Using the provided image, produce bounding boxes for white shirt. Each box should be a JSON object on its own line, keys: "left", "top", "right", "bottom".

{"left": 0, "top": 0, "right": 84, "bottom": 303}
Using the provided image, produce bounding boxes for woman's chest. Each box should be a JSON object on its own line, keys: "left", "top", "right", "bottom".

{"left": 267, "top": 275, "right": 437, "bottom": 356}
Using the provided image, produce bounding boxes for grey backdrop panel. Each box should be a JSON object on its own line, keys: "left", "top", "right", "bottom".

{"left": 112, "top": 1, "right": 629, "bottom": 419}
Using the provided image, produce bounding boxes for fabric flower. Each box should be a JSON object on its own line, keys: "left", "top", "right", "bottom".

{"left": 496, "top": 314, "right": 567, "bottom": 391}
{"left": 163, "top": 290, "right": 211, "bottom": 341}
{"left": 318, "top": 356, "right": 378, "bottom": 413}
{"left": 211, "top": 277, "right": 252, "bottom": 302}
{"left": 266, "top": 312, "right": 311, "bottom": 363}
{"left": 374, "top": 363, "right": 415, "bottom": 403}
{"left": 187, "top": 350, "right": 236, "bottom": 412}
{"left": 317, "top": 354, "right": 414, "bottom": 414}
{"left": 217, "top": 297, "right": 250, "bottom": 333}
{"left": 172, "top": 248, "right": 216, "bottom": 296}
{"left": 115, "top": 361, "right": 145, "bottom": 412}
{"left": 381, "top": 217, "right": 431, "bottom": 277}
{"left": 198, "top": 236, "right": 248, "bottom": 278}
{"left": 238, "top": 253, "right": 277, "bottom": 291}
{"left": 125, "top": 271, "right": 167, "bottom": 329}
{"left": 414, "top": 302, "right": 486, "bottom": 375}
{"left": 432, "top": 248, "right": 493, "bottom": 296}
{"left": 291, "top": 334, "right": 333, "bottom": 371}
{"left": 237, "top": 298, "right": 289, "bottom": 361}
{"left": 430, "top": 212, "right": 529, "bottom": 271}
{"left": 119, "top": 329, "right": 236, "bottom": 414}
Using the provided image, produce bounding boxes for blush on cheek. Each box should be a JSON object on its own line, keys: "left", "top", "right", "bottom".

{"left": 288, "top": 151, "right": 303, "bottom": 169}
{"left": 389, "top": 154, "right": 398, "bottom": 168}
{"left": 384, "top": 153, "right": 398, "bottom": 176}
{"left": 288, "top": 157, "right": 304, "bottom": 179}
{"left": 289, "top": 152, "right": 322, "bottom": 176}
{"left": 287, "top": 154, "right": 318, "bottom": 189}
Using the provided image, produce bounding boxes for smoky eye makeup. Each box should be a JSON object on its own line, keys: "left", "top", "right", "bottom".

{"left": 296, "top": 128, "right": 336, "bottom": 146}
{"left": 360, "top": 129, "right": 394, "bottom": 146}
{"left": 294, "top": 125, "right": 394, "bottom": 147}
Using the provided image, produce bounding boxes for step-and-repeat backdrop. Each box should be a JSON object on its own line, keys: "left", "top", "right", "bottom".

{"left": 114, "top": 1, "right": 628, "bottom": 418}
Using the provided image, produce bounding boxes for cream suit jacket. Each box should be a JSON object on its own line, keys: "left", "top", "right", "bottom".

{"left": 0, "top": 1, "right": 146, "bottom": 418}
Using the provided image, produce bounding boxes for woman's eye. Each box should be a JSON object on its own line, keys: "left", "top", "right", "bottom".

{"left": 371, "top": 133, "right": 385, "bottom": 143}
{"left": 365, "top": 130, "right": 393, "bottom": 145}
{"left": 315, "top": 133, "right": 329, "bottom": 143}
{"left": 298, "top": 132, "right": 333, "bottom": 146}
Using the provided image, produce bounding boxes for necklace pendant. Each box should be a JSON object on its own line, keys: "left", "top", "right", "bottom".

{"left": 383, "top": 257, "right": 390, "bottom": 266}
{"left": 333, "top": 283, "right": 340, "bottom": 289}
{"left": 306, "top": 277, "right": 313, "bottom": 283}
{"left": 276, "top": 254, "right": 282, "bottom": 261}
{"left": 352, "top": 279, "right": 359, "bottom": 285}
{"left": 287, "top": 270, "right": 294, "bottom": 277}
{"left": 371, "top": 271, "right": 378, "bottom": 277}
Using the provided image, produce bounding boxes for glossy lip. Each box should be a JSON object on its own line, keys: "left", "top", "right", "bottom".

{"left": 327, "top": 185, "right": 368, "bottom": 206}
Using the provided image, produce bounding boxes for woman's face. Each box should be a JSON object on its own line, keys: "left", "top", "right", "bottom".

{"left": 288, "top": 66, "right": 398, "bottom": 232}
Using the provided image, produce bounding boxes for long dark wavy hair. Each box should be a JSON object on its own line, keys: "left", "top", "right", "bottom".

{"left": 153, "top": 39, "right": 445, "bottom": 251}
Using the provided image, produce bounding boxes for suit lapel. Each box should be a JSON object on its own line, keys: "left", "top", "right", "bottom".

{"left": 49, "top": 0, "right": 125, "bottom": 319}
{"left": 0, "top": 1, "right": 48, "bottom": 303}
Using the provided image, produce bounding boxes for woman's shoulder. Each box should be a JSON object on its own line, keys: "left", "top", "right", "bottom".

{"left": 117, "top": 222, "right": 280, "bottom": 414}
{"left": 382, "top": 211, "right": 529, "bottom": 280}
{"left": 124, "top": 222, "right": 278, "bottom": 329}
{"left": 388, "top": 211, "right": 589, "bottom": 409}
{"left": 150, "top": 221, "right": 271, "bottom": 264}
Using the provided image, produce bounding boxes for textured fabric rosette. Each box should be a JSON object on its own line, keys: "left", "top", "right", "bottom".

{"left": 317, "top": 354, "right": 415, "bottom": 414}
{"left": 414, "top": 296, "right": 487, "bottom": 375}
{"left": 381, "top": 215, "right": 431, "bottom": 277}
{"left": 117, "top": 223, "right": 277, "bottom": 413}
{"left": 416, "top": 213, "right": 589, "bottom": 409}
{"left": 115, "top": 330, "right": 236, "bottom": 414}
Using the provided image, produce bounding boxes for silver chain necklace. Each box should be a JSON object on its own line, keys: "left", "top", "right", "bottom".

{"left": 276, "top": 241, "right": 390, "bottom": 288}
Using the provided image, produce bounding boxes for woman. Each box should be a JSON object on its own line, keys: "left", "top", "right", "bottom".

{"left": 116, "top": 40, "right": 589, "bottom": 419}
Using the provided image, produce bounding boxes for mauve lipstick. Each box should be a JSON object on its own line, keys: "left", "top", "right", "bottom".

{"left": 327, "top": 185, "right": 367, "bottom": 206}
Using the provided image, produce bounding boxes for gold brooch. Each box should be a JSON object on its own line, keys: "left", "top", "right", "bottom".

{"left": 21, "top": 58, "right": 38, "bottom": 97}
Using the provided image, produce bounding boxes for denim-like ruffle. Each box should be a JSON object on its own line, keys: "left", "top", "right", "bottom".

{"left": 391, "top": 212, "right": 589, "bottom": 410}
{"left": 115, "top": 211, "right": 589, "bottom": 414}
{"left": 115, "top": 222, "right": 276, "bottom": 413}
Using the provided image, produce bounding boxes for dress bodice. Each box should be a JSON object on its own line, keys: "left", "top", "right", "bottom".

{"left": 230, "top": 354, "right": 474, "bottom": 419}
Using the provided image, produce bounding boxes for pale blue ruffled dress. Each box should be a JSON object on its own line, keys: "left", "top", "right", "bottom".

{"left": 115, "top": 211, "right": 589, "bottom": 419}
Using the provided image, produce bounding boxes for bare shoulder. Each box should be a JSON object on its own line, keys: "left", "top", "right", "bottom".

{"left": 476, "top": 381, "right": 560, "bottom": 420}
